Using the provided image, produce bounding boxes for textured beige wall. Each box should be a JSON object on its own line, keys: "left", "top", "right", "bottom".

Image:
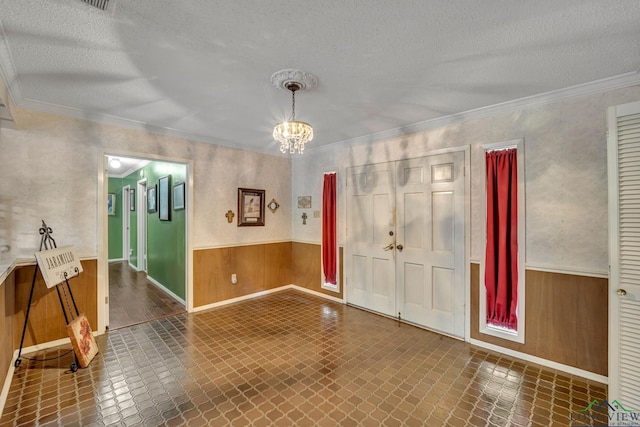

{"left": 0, "top": 109, "right": 291, "bottom": 261}
{"left": 292, "top": 85, "right": 640, "bottom": 274}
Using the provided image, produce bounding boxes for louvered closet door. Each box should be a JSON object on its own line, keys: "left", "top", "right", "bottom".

{"left": 608, "top": 100, "right": 640, "bottom": 413}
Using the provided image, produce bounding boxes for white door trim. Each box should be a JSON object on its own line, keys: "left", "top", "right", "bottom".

{"left": 122, "top": 185, "right": 132, "bottom": 268}
{"left": 137, "top": 179, "right": 147, "bottom": 273}
{"left": 98, "top": 150, "right": 194, "bottom": 334}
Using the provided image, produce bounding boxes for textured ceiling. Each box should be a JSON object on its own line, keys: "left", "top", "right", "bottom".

{"left": 1, "top": 0, "right": 640, "bottom": 154}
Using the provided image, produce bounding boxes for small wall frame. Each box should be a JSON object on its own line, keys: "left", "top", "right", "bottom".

{"left": 173, "top": 182, "right": 185, "bottom": 211}
{"left": 147, "top": 185, "right": 157, "bottom": 213}
{"left": 107, "top": 193, "right": 116, "bottom": 216}
{"left": 238, "top": 188, "right": 265, "bottom": 226}
{"left": 159, "top": 175, "right": 171, "bottom": 221}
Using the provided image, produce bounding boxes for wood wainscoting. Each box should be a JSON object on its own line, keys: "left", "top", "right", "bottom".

{"left": 1, "top": 271, "right": 16, "bottom": 402}
{"left": 12, "top": 260, "right": 98, "bottom": 349}
{"left": 291, "top": 242, "right": 343, "bottom": 300}
{"left": 470, "top": 263, "right": 608, "bottom": 376}
{"left": 193, "top": 242, "right": 343, "bottom": 308}
{"left": 193, "top": 242, "right": 293, "bottom": 307}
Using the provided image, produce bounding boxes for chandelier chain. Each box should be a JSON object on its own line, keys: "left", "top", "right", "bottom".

{"left": 272, "top": 75, "right": 314, "bottom": 155}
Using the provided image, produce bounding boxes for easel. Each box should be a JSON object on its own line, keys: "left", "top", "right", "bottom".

{"left": 14, "top": 220, "right": 81, "bottom": 372}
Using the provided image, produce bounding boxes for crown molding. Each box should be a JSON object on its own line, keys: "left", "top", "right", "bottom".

{"left": 15, "top": 97, "right": 288, "bottom": 157}
{"left": 306, "top": 71, "right": 640, "bottom": 153}
{"left": 0, "top": 20, "right": 24, "bottom": 107}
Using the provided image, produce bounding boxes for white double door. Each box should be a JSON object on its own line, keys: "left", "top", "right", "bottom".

{"left": 347, "top": 151, "right": 465, "bottom": 337}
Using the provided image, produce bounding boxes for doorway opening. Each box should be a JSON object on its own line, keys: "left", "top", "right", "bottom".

{"left": 105, "top": 155, "right": 187, "bottom": 330}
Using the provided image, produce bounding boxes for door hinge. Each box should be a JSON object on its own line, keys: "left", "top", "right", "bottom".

{"left": 105, "top": 296, "right": 109, "bottom": 304}
{"left": 398, "top": 312, "right": 401, "bottom": 320}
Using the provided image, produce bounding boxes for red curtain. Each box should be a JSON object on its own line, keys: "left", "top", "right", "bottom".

{"left": 322, "top": 173, "right": 337, "bottom": 285}
{"left": 485, "top": 149, "right": 518, "bottom": 329}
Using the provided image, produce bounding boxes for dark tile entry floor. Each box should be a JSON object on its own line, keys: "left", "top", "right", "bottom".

{"left": 1, "top": 290, "right": 607, "bottom": 426}
{"left": 108, "top": 261, "right": 185, "bottom": 330}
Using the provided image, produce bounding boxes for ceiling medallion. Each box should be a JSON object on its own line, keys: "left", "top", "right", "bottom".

{"left": 271, "top": 69, "right": 317, "bottom": 155}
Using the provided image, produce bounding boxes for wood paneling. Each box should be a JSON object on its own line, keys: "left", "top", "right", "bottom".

{"left": 193, "top": 242, "right": 343, "bottom": 308}
{"left": 12, "top": 260, "right": 97, "bottom": 349}
{"left": 194, "top": 242, "right": 292, "bottom": 307}
{"left": 292, "top": 242, "right": 344, "bottom": 299}
{"left": 470, "top": 263, "right": 608, "bottom": 375}
{"left": 263, "top": 243, "right": 294, "bottom": 291}
{"left": 1, "top": 271, "right": 15, "bottom": 395}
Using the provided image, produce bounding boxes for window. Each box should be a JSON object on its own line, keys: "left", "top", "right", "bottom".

{"left": 481, "top": 139, "right": 525, "bottom": 343}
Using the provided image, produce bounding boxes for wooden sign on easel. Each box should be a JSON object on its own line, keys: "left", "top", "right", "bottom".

{"left": 34, "top": 245, "right": 83, "bottom": 289}
{"left": 33, "top": 244, "right": 98, "bottom": 368}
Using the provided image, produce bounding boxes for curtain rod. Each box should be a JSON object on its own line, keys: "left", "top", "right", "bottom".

{"left": 485, "top": 146, "right": 517, "bottom": 153}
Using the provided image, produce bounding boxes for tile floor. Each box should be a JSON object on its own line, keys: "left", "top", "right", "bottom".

{"left": 1, "top": 290, "right": 607, "bottom": 426}
{"left": 108, "top": 261, "right": 185, "bottom": 330}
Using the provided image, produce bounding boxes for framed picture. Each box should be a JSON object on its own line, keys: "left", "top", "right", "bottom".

{"left": 159, "top": 175, "right": 171, "bottom": 221}
{"left": 107, "top": 193, "right": 116, "bottom": 216}
{"left": 173, "top": 182, "right": 185, "bottom": 211}
{"left": 147, "top": 185, "right": 157, "bottom": 213}
{"left": 298, "top": 196, "right": 311, "bottom": 209}
{"left": 238, "top": 188, "right": 265, "bottom": 226}
{"left": 130, "top": 188, "right": 136, "bottom": 211}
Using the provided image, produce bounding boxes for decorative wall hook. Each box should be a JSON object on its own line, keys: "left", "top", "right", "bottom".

{"left": 225, "top": 210, "right": 235, "bottom": 223}
{"left": 302, "top": 212, "right": 308, "bottom": 225}
{"left": 267, "top": 199, "right": 280, "bottom": 213}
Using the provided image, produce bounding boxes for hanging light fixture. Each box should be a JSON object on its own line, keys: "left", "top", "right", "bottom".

{"left": 271, "top": 69, "right": 317, "bottom": 155}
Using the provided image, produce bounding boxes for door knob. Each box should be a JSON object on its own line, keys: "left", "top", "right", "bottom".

{"left": 617, "top": 289, "right": 627, "bottom": 296}
{"left": 396, "top": 244, "right": 404, "bottom": 251}
{"left": 383, "top": 243, "right": 394, "bottom": 251}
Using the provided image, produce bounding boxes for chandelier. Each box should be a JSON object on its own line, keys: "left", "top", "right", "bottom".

{"left": 271, "top": 69, "right": 317, "bottom": 155}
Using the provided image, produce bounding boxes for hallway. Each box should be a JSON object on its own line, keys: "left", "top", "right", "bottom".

{"left": 1, "top": 289, "right": 607, "bottom": 426}
{"left": 108, "top": 261, "right": 185, "bottom": 330}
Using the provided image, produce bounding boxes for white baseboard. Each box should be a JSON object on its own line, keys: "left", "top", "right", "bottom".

{"left": 146, "top": 275, "right": 186, "bottom": 306}
{"left": 108, "top": 258, "right": 124, "bottom": 263}
{"left": 192, "top": 286, "right": 288, "bottom": 312}
{"left": 468, "top": 338, "right": 608, "bottom": 384}
{"left": 0, "top": 356, "right": 15, "bottom": 419}
{"left": 192, "top": 284, "right": 345, "bottom": 313}
{"left": 289, "top": 285, "right": 345, "bottom": 304}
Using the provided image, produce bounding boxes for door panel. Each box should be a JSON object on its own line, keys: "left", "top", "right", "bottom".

{"left": 346, "top": 163, "right": 396, "bottom": 316}
{"left": 396, "top": 152, "right": 465, "bottom": 337}
{"left": 432, "top": 191, "right": 454, "bottom": 253}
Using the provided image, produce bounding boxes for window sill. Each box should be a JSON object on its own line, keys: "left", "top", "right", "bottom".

{"left": 321, "top": 282, "right": 339, "bottom": 293}
{"left": 480, "top": 324, "right": 524, "bottom": 344}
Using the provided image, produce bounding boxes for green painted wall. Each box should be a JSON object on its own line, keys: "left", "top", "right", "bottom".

{"left": 107, "top": 178, "right": 123, "bottom": 260}
{"left": 123, "top": 162, "right": 186, "bottom": 300}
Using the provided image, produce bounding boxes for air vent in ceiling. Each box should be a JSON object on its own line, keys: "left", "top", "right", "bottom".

{"left": 81, "top": 0, "right": 109, "bottom": 11}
